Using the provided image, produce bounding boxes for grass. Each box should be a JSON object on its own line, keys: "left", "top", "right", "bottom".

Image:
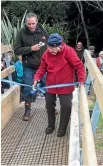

{"left": 87, "top": 93, "right": 103, "bottom": 150}
{"left": 97, "top": 114, "right": 103, "bottom": 134}
{"left": 87, "top": 89, "right": 103, "bottom": 163}
{"left": 95, "top": 114, "right": 103, "bottom": 150}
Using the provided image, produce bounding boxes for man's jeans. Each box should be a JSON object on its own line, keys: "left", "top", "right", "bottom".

{"left": 23, "top": 67, "right": 46, "bottom": 102}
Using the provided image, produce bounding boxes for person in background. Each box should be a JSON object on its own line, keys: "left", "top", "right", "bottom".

{"left": 75, "top": 41, "right": 85, "bottom": 64}
{"left": 1, "top": 59, "right": 5, "bottom": 94}
{"left": 15, "top": 55, "right": 23, "bottom": 83}
{"left": 74, "top": 41, "right": 85, "bottom": 82}
{"left": 8, "top": 52, "right": 15, "bottom": 65}
{"left": 14, "top": 55, "right": 24, "bottom": 101}
{"left": 96, "top": 51, "right": 103, "bottom": 74}
{"left": 34, "top": 33, "right": 86, "bottom": 137}
{"left": 1, "top": 54, "right": 9, "bottom": 93}
{"left": 14, "top": 12, "right": 48, "bottom": 121}
{"left": 88, "top": 45, "right": 96, "bottom": 58}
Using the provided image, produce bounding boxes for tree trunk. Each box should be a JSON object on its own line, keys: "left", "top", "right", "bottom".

{"left": 76, "top": 1, "right": 90, "bottom": 48}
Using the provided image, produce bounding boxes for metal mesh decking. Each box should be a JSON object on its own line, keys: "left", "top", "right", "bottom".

{"left": 1, "top": 97, "right": 69, "bottom": 165}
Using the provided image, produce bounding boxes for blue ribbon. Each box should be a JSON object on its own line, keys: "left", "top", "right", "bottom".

{"left": 1, "top": 79, "right": 89, "bottom": 96}
{"left": 1, "top": 79, "right": 32, "bottom": 88}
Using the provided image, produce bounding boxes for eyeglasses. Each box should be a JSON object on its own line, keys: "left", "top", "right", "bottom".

{"left": 77, "top": 44, "right": 82, "bottom": 46}
{"left": 47, "top": 46, "right": 60, "bottom": 50}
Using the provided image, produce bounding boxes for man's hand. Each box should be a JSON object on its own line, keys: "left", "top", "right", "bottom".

{"left": 31, "top": 44, "right": 41, "bottom": 51}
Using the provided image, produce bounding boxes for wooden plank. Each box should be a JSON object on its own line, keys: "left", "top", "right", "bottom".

{"left": 1, "top": 45, "right": 12, "bottom": 54}
{"left": 1, "top": 65, "right": 15, "bottom": 79}
{"left": 84, "top": 49, "right": 103, "bottom": 117}
{"left": 79, "top": 85, "right": 98, "bottom": 166}
{"left": 1, "top": 85, "right": 20, "bottom": 130}
{"left": 68, "top": 88, "right": 80, "bottom": 166}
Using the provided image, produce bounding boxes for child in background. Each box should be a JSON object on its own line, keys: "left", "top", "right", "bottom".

{"left": 15, "top": 55, "right": 23, "bottom": 83}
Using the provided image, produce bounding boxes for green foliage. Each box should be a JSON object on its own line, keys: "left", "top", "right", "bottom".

{"left": 1, "top": 1, "right": 103, "bottom": 50}
{"left": 43, "top": 22, "right": 70, "bottom": 43}
{"left": 1, "top": 9, "right": 27, "bottom": 46}
{"left": 1, "top": 1, "right": 67, "bottom": 25}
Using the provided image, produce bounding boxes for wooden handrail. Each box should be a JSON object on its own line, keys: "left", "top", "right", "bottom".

{"left": 68, "top": 88, "right": 80, "bottom": 166}
{"left": 79, "top": 85, "right": 98, "bottom": 165}
{"left": 84, "top": 49, "right": 103, "bottom": 116}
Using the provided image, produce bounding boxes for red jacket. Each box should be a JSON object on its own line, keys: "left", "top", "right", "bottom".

{"left": 96, "top": 57, "right": 101, "bottom": 68}
{"left": 34, "top": 43, "right": 86, "bottom": 94}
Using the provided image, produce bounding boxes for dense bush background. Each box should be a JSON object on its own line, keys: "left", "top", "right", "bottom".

{"left": 1, "top": 1, "right": 103, "bottom": 53}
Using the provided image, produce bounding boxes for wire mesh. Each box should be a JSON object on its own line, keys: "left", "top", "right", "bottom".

{"left": 1, "top": 97, "right": 69, "bottom": 165}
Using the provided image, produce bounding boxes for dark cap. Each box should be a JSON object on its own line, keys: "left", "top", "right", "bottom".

{"left": 47, "top": 33, "right": 63, "bottom": 47}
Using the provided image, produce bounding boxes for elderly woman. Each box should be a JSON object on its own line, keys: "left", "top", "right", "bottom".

{"left": 96, "top": 51, "right": 103, "bottom": 74}
{"left": 34, "top": 33, "right": 86, "bottom": 137}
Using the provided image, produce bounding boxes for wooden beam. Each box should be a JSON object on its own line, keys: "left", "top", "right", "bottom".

{"left": 80, "top": 85, "right": 98, "bottom": 166}
{"left": 84, "top": 49, "right": 103, "bottom": 116}
{"left": 1, "top": 65, "right": 15, "bottom": 79}
{"left": 1, "top": 45, "right": 12, "bottom": 54}
{"left": 1, "top": 85, "right": 20, "bottom": 130}
{"left": 68, "top": 88, "right": 80, "bottom": 166}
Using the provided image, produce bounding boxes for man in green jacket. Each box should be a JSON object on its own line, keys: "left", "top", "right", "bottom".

{"left": 14, "top": 12, "right": 48, "bottom": 121}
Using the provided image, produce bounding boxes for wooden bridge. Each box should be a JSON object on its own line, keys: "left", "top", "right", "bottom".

{"left": 1, "top": 45, "right": 103, "bottom": 165}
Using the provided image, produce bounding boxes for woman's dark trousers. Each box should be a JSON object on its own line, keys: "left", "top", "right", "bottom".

{"left": 45, "top": 92, "right": 72, "bottom": 131}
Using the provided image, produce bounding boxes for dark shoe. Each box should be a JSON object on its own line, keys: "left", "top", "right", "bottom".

{"left": 45, "top": 126, "right": 55, "bottom": 134}
{"left": 22, "top": 114, "right": 31, "bottom": 121}
{"left": 57, "top": 129, "right": 66, "bottom": 137}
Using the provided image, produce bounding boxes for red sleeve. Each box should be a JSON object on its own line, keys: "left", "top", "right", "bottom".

{"left": 66, "top": 47, "right": 86, "bottom": 82}
{"left": 34, "top": 54, "right": 47, "bottom": 81}
{"left": 96, "top": 57, "right": 100, "bottom": 68}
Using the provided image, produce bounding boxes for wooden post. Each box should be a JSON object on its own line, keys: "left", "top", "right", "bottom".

{"left": 1, "top": 45, "right": 14, "bottom": 86}
{"left": 1, "top": 85, "right": 20, "bottom": 130}
{"left": 1, "top": 65, "right": 15, "bottom": 79}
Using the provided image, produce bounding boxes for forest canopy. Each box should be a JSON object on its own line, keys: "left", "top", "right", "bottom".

{"left": 1, "top": 1, "right": 103, "bottom": 53}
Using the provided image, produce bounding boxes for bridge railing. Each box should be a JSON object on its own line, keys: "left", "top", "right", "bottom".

{"left": 84, "top": 49, "right": 103, "bottom": 116}
{"left": 1, "top": 45, "right": 20, "bottom": 130}
{"left": 69, "top": 49, "right": 103, "bottom": 166}
{"left": 1, "top": 46, "right": 102, "bottom": 165}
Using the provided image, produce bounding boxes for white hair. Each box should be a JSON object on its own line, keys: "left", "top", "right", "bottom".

{"left": 99, "top": 51, "right": 103, "bottom": 56}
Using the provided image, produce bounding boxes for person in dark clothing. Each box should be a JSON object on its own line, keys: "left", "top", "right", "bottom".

{"left": 88, "top": 45, "right": 96, "bottom": 58}
{"left": 74, "top": 41, "right": 85, "bottom": 82}
{"left": 33, "top": 33, "right": 86, "bottom": 137}
{"left": 14, "top": 12, "right": 48, "bottom": 121}
{"left": 75, "top": 41, "right": 85, "bottom": 64}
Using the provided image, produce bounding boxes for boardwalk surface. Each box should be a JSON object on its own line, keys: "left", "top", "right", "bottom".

{"left": 1, "top": 98, "right": 69, "bottom": 165}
